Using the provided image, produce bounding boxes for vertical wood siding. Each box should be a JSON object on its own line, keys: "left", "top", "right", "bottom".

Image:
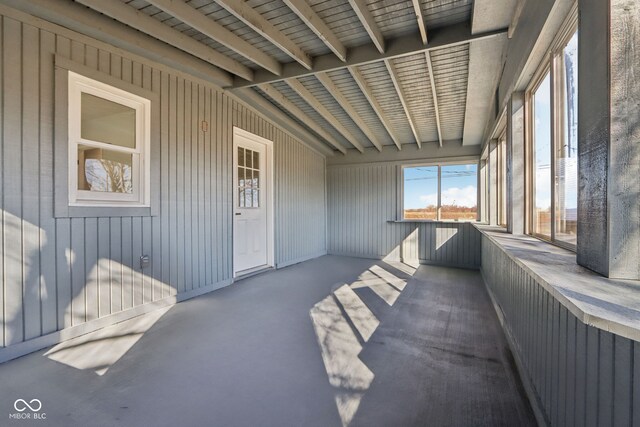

{"left": 0, "top": 14, "right": 326, "bottom": 350}
{"left": 481, "top": 235, "right": 640, "bottom": 426}
{"left": 327, "top": 164, "right": 480, "bottom": 268}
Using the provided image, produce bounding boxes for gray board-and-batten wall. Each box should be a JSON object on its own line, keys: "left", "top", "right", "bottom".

{"left": 0, "top": 7, "right": 326, "bottom": 361}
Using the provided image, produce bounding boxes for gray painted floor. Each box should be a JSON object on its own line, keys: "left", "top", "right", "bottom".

{"left": 0, "top": 256, "right": 535, "bottom": 427}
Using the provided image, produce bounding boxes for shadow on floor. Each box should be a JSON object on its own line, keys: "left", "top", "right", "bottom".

{"left": 0, "top": 255, "right": 534, "bottom": 427}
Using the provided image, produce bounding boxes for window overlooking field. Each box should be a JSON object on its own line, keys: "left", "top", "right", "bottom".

{"left": 526, "top": 26, "right": 577, "bottom": 250}
{"left": 403, "top": 163, "right": 478, "bottom": 221}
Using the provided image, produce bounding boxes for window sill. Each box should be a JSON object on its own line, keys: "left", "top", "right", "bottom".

{"left": 388, "top": 219, "right": 480, "bottom": 224}
{"left": 56, "top": 205, "right": 155, "bottom": 218}
{"left": 474, "top": 224, "right": 640, "bottom": 341}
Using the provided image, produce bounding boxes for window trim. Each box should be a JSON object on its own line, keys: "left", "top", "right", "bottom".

{"left": 497, "top": 130, "right": 508, "bottom": 227}
{"left": 68, "top": 71, "right": 151, "bottom": 207}
{"left": 399, "top": 159, "right": 480, "bottom": 222}
{"left": 54, "top": 55, "right": 160, "bottom": 218}
{"left": 525, "top": 9, "right": 578, "bottom": 251}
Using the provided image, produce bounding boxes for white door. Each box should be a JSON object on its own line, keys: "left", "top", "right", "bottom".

{"left": 233, "top": 128, "right": 273, "bottom": 275}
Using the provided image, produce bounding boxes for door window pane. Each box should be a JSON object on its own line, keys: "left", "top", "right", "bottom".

{"left": 556, "top": 31, "right": 578, "bottom": 246}
{"left": 81, "top": 93, "right": 136, "bottom": 148}
{"left": 237, "top": 148, "right": 261, "bottom": 208}
{"left": 441, "top": 164, "right": 478, "bottom": 220}
{"left": 403, "top": 166, "right": 438, "bottom": 220}
{"left": 238, "top": 147, "right": 245, "bottom": 167}
{"left": 78, "top": 145, "right": 133, "bottom": 193}
{"left": 533, "top": 72, "right": 552, "bottom": 238}
{"left": 253, "top": 151, "right": 259, "bottom": 170}
{"left": 245, "top": 149, "right": 252, "bottom": 168}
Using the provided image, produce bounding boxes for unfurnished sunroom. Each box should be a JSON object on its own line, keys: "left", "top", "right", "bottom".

{"left": 0, "top": 0, "right": 638, "bottom": 426}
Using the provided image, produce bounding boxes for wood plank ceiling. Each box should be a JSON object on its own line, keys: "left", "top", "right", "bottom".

{"left": 74, "top": 0, "right": 513, "bottom": 154}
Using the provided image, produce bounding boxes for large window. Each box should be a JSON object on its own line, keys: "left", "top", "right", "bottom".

{"left": 497, "top": 132, "right": 508, "bottom": 227}
{"left": 527, "top": 28, "right": 578, "bottom": 248}
{"left": 68, "top": 71, "right": 151, "bottom": 207}
{"left": 403, "top": 163, "right": 478, "bottom": 221}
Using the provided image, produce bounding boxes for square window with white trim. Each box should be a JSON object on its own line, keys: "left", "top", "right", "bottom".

{"left": 68, "top": 71, "right": 151, "bottom": 207}
{"left": 402, "top": 162, "right": 478, "bottom": 221}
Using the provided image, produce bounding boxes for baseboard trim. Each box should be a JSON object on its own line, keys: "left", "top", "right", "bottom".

{"left": 0, "top": 278, "right": 232, "bottom": 365}
{"left": 276, "top": 251, "right": 327, "bottom": 269}
{"left": 480, "top": 269, "right": 548, "bottom": 427}
{"left": 326, "top": 251, "right": 479, "bottom": 270}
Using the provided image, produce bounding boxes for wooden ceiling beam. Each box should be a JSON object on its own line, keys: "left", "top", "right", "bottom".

{"left": 215, "top": 0, "right": 313, "bottom": 70}
{"left": 316, "top": 73, "right": 384, "bottom": 151}
{"left": 384, "top": 58, "right": 422, "bottom": 148}
{"left": 0, "top": 0, "right": 233, "bottom": 87}
{"left": 146, "top": 0, "right": 282, "bottom": 75}
{"left": 285, "top": 79, "right": 365, "bottom": 153}
{"left": 348, "top": 66, "right": 403, "bottom": 150}
{"left": 282, "top": 0, "right": 347, "bottom": 62}
{"left": 425, "top": 52, "right": 443, "bottom": 147}
{"left": 231, "top": 24, "right": 507, "bottom": 88}
{"left": 258, "top": 84, "right": 347, "bottom": 154}
{"left": 347, "top": 0, "right": 385, "bottom": 53}
{"left": 411, "top": 0, "right": 428, "bottom": 45}
{"left": 75, "top": 0, "right": 252, "bottom": 81}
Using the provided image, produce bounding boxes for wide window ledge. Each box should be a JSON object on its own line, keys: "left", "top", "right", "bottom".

{"left": 388, "top": 220, "right": 480, "bottom": 224}
{"left": 474, "top": 224, "right": 640, "bottom": 341}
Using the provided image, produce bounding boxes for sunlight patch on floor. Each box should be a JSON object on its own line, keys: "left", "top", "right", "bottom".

{"left": 350, "top": 270, "right": 401, "bottom": 306}
{"left": 311, "top": 262, "right": 416, "bottom": 426}
{"left": 334, "top": 285, "right": 379, "bottom": 342}
{"left": 44, "top": 306, "right": 170, "bottom": 376}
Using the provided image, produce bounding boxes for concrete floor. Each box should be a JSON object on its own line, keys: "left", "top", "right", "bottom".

{"left": 0, "top": 256, "right": 535, "bottom": 427}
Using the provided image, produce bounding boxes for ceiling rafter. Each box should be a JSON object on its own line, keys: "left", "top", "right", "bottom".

{"left": 214, "top": 0, "right": 313, "bottom": 70}
{"left": 258, "top": 84, "right": 348, "bottom": 154}
{"left": 425, "top": 52, "right": 443, "bottom": 147}
{"left": 231, "top": 89, "right": 335, "bottom": 157}
{"left": 231, "top": 25, "right": 507, "bottom": 88}
{"left": 409, "top": 2, "right": 444, "bottom": 147}
{"left": 347, "top": 0, "right": 385, "bottom": 54}
{"left": 285, "top": 79, "right": 365, "bottom": 153}
{"left": 384, "top": 58, "right": 422, "bottom": 148}
{"left": 348, "top": 66, "right": 403, "bottom": 150}
{"left": 411, "top": 0, "right": 428, "bottom": 45}
{"left": 316, "top": 73, "right": 384, "bottom": 152}
{"left": 146, "top": 0, "right": 282, "bottom": 76}
{"left": 0, "top": 0, "right": 233, "bottom": 86}
{"left": 75, "top": 0, "right": 253, "bottom": 81}
{"left": 281, "top": 0, "right": 347, "bottom": 62}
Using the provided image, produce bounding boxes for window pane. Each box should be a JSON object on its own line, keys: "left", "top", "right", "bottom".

{"left": 245, "top": 149, "right": 252, "bottom": 169}
{"left": 245, "top": 188, "right": 253, "bottom": 207}
{"left": 78, "top": 145, "right": 133, "bottom": 193}
{"left": 441, "top": 164, "right": 478, "bottom": 221}
{"left": 253, "top": 151, "right": 260, "bottom": 170}
{"left": 238, "top": 167, "right": 245, "bottom": 187}
{"left": 556, "top": 31, "right": 578, "bottom": 246}
{"left": 533, "top": 72, "right": 552, "bottom": 238}
{"left": 499, "top": 138, "right": 507, "bottom": 227}
{"left": 403, "top": 166, "right": 438, "bottom": 220}
{"left": 238, "top": 148, "right": 245, "bottom": 167}
{"left": 81, "top": 93, "right": 136, "bottom": 148}
{"left": 253, "top": 169, "right": 260, "bottom": 189}
{"left": 253, "top": 189, "right": 260, "bottom": 208}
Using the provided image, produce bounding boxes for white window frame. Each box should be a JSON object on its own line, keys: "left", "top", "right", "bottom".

{"left": 68, "top": 71, "right": 151, "bottom": 207}
{"left": 400, "top": 159, "right": 479, "bottom": 222}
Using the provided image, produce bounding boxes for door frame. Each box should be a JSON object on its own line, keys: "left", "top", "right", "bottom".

{"left": 232, "top": 126, "right": 275, "bottom": 277}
